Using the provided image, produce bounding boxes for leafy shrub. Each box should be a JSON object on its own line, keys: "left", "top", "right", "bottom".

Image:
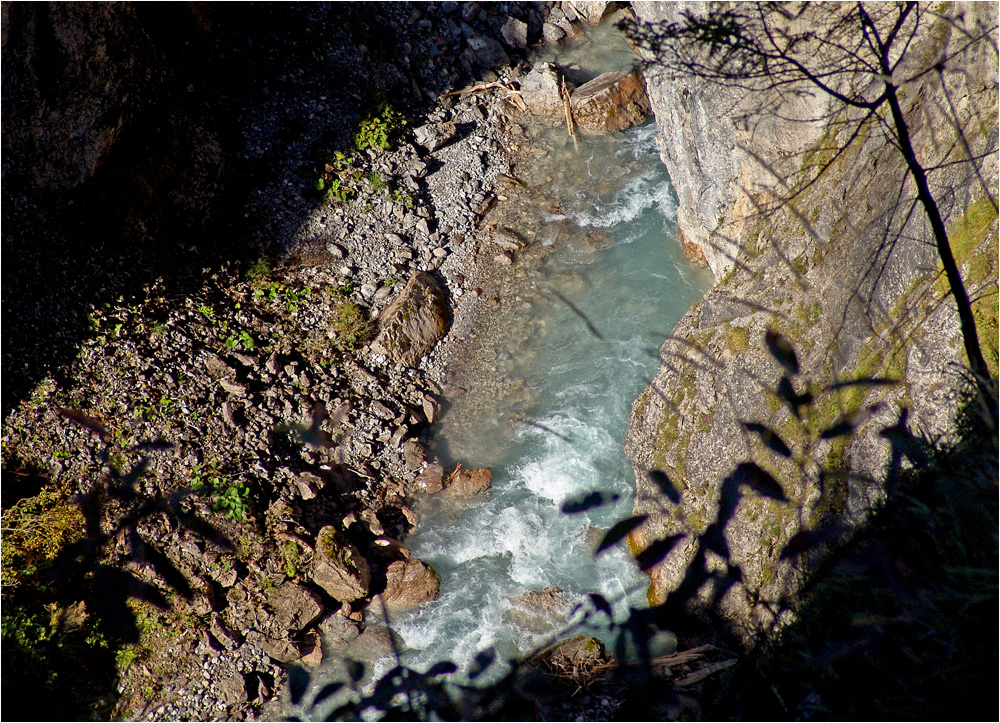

{"left": 354, "top": 101, "right": 406, "bottom": 152}
{"left": 1, "top": 486, "right": 83, "bottom": 590}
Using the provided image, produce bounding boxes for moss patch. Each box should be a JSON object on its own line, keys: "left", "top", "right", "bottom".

{"left": 725, "top": 324, "right": 750, "bottom": 353}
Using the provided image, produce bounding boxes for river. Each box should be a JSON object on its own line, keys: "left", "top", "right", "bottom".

{"left": 380, "top": 119, "right": 712, "bottom": 679}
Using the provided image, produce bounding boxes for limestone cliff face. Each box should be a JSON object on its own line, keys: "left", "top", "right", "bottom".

{"left": 633, "top": 2, "right": 832, "bottom": 279}
{"left": 626, "top": 1, "right": 998, "bottom": 638}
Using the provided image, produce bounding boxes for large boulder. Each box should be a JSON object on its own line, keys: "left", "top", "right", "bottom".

{"left": 571, "top": 69, "right": 651, "bottom": 132}
{"left": 311, "top": 526, "right": 371, "bottom": 603}
{"left": 505, "top": 585, "right": 573, "bottom": 633}
{"left": 372, "top": 271, "right": 452, "bottom": 367}
{"left": 382, "top": 559, "right": 440, "bottom": 611}
{"left": 442, "top": 466, "right": 493, "bottom": 496}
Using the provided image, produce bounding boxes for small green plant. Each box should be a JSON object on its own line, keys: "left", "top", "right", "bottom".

{"left": 354, "top": 101, "right": 406, "bottom": 152}
{"left": 192, "top": 470, "right": 250, "bottom": 522}
{"left": 368, "top": 171, "right": 387, "bottom": 194}
{"left": 224, "top": 330, "right": 256, "bottom": 351}
{"left": 196, "top": 305, "right": 214, "bottom": 319}
{"left": 390, "top": 188, "right": 415, "bottom": 208}
{"left": 278, "top": 540, "right": 301, "bottom": 579}
{"left": 315, "top": 176, "right": 354, "bottom": 204}
{"left": 1, "top": 486, "right": 84, "bottom": 590}
{"left": 115, "top": 644, "right": 142, "bottom": 672}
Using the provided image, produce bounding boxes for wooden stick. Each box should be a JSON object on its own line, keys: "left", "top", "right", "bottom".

{"left": 442, "top": 82, "right": 505, "bottom": 98}
{"left": 560, "top": 74, "right": 580, "bottom": 152}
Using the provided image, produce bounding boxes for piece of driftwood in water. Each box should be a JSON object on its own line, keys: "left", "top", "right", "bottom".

{"left": 560, "top": 74, "right": 580, "bottom": 152}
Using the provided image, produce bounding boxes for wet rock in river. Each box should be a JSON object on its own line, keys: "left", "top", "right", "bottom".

{"left": 416, "top": 462, "right": 446, "bottom": 493}
{"left": 506, "top": 585, "right": 573, "bottom": 633}
{"left": 571, "top": 69, "right": 651, "bottom": 133}
{"left": 443, "top": 466, "right": 493, "bottom": 495}
{"left": 382, "top": 559, "right": 441, "bottom": 611}
{"left": 343, "top": 626, "right": 396, "bottom": 663}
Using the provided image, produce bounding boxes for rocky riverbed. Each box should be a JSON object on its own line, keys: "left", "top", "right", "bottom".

{"left": 1, "top": 2, "right": 659, "bottom": 720}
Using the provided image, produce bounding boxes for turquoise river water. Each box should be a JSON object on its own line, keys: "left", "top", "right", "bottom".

{"left": 379, "top": 120, "right": 712, "bottom": 680}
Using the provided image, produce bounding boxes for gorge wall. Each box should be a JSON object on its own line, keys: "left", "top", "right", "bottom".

{"left": 625, "top": 1, "right": 998, "bottom": 637}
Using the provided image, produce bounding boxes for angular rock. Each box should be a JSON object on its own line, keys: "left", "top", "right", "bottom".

{"left": 565, "top": 1, "right": 618, "bottom": 24}
{"left": 344, "top": 626, "right": 395, "bottom": 663}
{"left": 382, "top": 559, "right": 440, "bottom": 611}
{"left": 318, "top": 609, "right": 362, "bottom": 651}
{"left": 542, "top": 21, "right": 566, "bottom": 44}
{"left": 571, "top": 69, "right": 651, "bottom": 132}
{"left": 260, "top": 637, "right": 301, "bottom": 664}
{"left": 500, "top": 16, "right": 529, "bottom": 49}
{"left": 519, "top": 62, "right": 563, "bottom": 114}
{"left": 216, "top": 674, "right": 249, "bottom": 707}
{"left": 492, "top": 226, "right": 525, "bottom": 251}
{"left": 413, "top": 121, "right": 458, "bottom": 153}
{"left": 443, "top": 466, "right": 492, "bottom": 496}
{"left": 416, "top": 462, "right": 445, "bottom": 494}
{"left": 420, "top": 394, "right": 438, "bottom": 423}
{"left": 402, "top": 438, "right": 426, "bottom": 471}
{"left": 371, "top": 271, "right": 452, "bottom": 367}
{"left": 311, "top": 526, "right": 372, "bottom": 603}
{"left": 299, "top": 631, "right": 323, "bottom": 666}
{"left": 271, "top": 582, "right": 323, "bottom": 633}
{"left": 468, "top": 36, "right": 509, "bottom": 68}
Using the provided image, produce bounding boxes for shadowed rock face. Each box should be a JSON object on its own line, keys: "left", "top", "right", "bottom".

{"left": 373, "top": 271, "right": 453, "bottom": 367}
{"left": 1, "top": 3, "right": 157, "bottom": 191}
